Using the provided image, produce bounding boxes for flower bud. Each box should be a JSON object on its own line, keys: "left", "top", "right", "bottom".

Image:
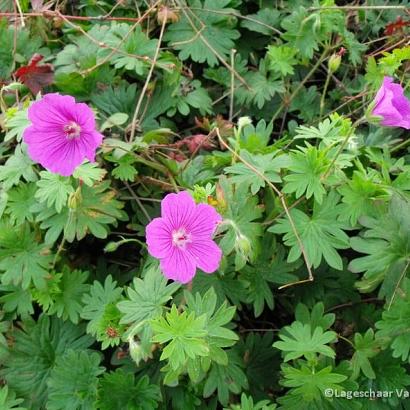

{"left": 67, "top": 187, "right": 82, "bottom": 209}
{"left": 104, "top": 241, "right": 119, "bottom": 253}
{"left": 328, "top": 54, "right": 341, "bottom": 73}
{"left": 235, "top": 233, "right": 252, "bottom": 259}
{"left": 237, "top": 116, "right": 252, "bottom": 129}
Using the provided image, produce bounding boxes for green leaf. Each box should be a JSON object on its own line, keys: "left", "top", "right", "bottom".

{"left": 0, "top": 285, "right": 34, "bottom": 318}
{"left": 46, "top": 268, "right": 90, "bottom": 324}
{"left": 100, "top": 23, "right": 158, "bottom": 75}
{"left": 241, "top": 8, "right": 281, "bottom": 35}
{"left": 349, "top": 195, "right": 410, "bottom": 299}
{"left": 0, "top": 145, "right": 37, "bottom": 190}
{"left": 1, "top": 315, "right": 93, "bottom": 409}
{"left": 186, "top": 288, "right": 238, "bottom": 366}
{"left": 165, "top": 0, "right": 240, "bottom": 67}
{"left": 0, "top": 386, "right": 26, "bottom": 410}
{"left": 224, "top": 150, "right": 287, "bottom": 195}
{"left": 273, "top": 322, "right": 337, "bottom": 361}
{"left": 0, "top": 223, "right": 53, "bottom": 289}
{"left": 351, "top": 329, "right": 380, "bottom": 379}
{"left": 33, "top": 181, "right": 126, "bottom": 244}
{"left": 278, "top": 363, "right": 347, "bottom": 404}
{"left": 5, "top": 183, "right": 37, "bottom": 225}
{"left": 376, "top": 278, "right": 410, "bottom": 363}
{"left": 203, "top": 349, "right": 248, "bottom": 406}
{"left": 225, "top": 392, "right": 276, "bottom": 410}
{"left": 110, "top": 154, "right": 138, "bottom": 182}
{"left": 35, "top": 172, "right": 74, "bottom": 213}
{"left": 269, "top": 191, "right": 350, "bottom": 270}
{"left": 47, "top": 350, "right": 104, "bottom": 410}
{"left": 97, "top": 370, "right": 161, "bottom": 410}
{"left": 4, "top": 106, "right": 30, "bottom": 142}
{"left": 295, "top": 302, "right": 335, "bottom": 331}
{"left": 283, "top": 144, "right": 329, "bottom": 204}
{"left": 337, "top": 170, "right": 388, "bottom": 226}
{"left": 72, "top": 162, "right": 106, "bottom": 187}
{"left": 117, "top": 266, "right": 180, "bottom": 328}
{"left": 236, "top": 59, "right": 284, "bottom": 109}
{"left": 151, "top": 305, "right": 209, "bottom": 371}
{"left": 267, "top": 45, "right": 298, "bottom": 76}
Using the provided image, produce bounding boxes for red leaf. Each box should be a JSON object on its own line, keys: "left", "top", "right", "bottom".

{"left": 15, "top": 54, "right": 54, "bottom": 95}
{"left": 384, "top": 16, "right": 410, "bottom": 36}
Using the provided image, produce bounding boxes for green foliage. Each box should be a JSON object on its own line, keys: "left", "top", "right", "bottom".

{"left": 1, "top": 315, "right": 93, "bottom": 409}
{"left": 97, "top": 370, "right": 161, "bottom": 410}
{"left": 1, "top": 1, "right": 410, "bottom": 408}
{"left": 47, "top": 350, "right": 104, "bottom": 410}
{"left": 269, "top": 192, "right": 350, "bottom": 270}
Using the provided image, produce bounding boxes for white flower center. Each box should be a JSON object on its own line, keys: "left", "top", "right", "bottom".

{"left": 172, "top": 227, "right": 191, "bottom": 248}
{"left": 63, "top": 121, "right": 81, "bottom": 140}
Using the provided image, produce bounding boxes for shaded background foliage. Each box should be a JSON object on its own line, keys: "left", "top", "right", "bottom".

{"left": 0, "top": 0, "right": 410, "bottom": 409}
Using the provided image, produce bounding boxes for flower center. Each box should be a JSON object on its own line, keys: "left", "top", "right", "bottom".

{"left": 172, "top": 228, "right": 191, "bottom": 248}
{"left": 63, "top": 121, "right": 81, "bottom": 140}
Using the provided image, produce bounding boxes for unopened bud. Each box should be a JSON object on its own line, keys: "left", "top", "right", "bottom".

{"left": 235, "top": 233, "right": 252, "bottom": 258}
{"left": 67, "top": 187, "right": 82, "bottom": 209}
{"left": 328, "top": 54, "right": 341, "bottom": 73}
{"left": 104, "top": 242, "right": 119, "bottom": 253}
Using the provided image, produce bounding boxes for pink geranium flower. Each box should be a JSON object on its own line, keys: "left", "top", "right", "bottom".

{"left": 23, "top": 93, "right": 104, "bottom": 176}
{"left": 146, "top": 191, "right": 222, "bottom": 284}
{"left": 372, "top": 76, "right": 410, "bottom": 129}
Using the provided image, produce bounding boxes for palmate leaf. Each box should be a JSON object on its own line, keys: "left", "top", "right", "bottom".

{"left": 269, "top": 191, "right": 350, "bottom": 270}
{"left": 0, "top": 145, "right": 37, "bottom": 190}
{"left": 278, "top": 363, "right": 347, "bottom": 406}
{"left": 151, "top": 305, "right": 209, "bottom": 371}
{"left": 337, "top": 170, "right": 388, "bottom": 226}
{"left": 164, "top": 0, "right": 240, "bottom": 67}
{"left": 267, "top": 45, "right": 299, "bottom": 76}
{"left": 47, "top": 350, "right": 104, "bottom": 410}
{"left": 218, "top": 177, "right": 263, "bottom": 269}
{"left": 4, "top": 183, "right": 37, "bottom": 225}
{"left": 35, "top": 172, "right": 74, "bottom": 213}
{"left": 225, "top": 393, "right": 276, "bottom": 410}
{"left": 236, "top": 58, "right": 284, "bottom": 109}
{"left": 185, "top": 288, "right": 238, "bottom": 366}
{"left": 376, "top": 278, "right": 410, "bottom": 363}
{"left": 349, "top": 195, "right": 410, "bottom": 299}
{"left": 283, "top": 144, "right": 329, "bottom": 204}
{"left": 0, "top": 285, "right": 34, "bottom": 318}
{"left": 44, "top": 268, "right": 90, "bottom": 324}
{"left": 240, "top": 8, "right": 281, "bottom": 35}
{"left": 224, "top": 150, "right": 288, "bottom": 195}
{"left": 1, "top": 315, "right": 93, "bottom": 409}
{"left": 273, "top": 322, "right": 337, "bottom": 361}
{"left": 0, "top": 222, "right": 53, "bottom": 290}
{"left": 203, "top": 349, "right": 248, "bottom": 406}
{"left": 100, "top": 24, "right": 158, "bottom": 75}
{"left": 351, "top": 329, "right": 381, "bottom": 380}
{"left": 97, "top": 370, "right": 161, "bottom": 410}
{"left": 81, "top": 275, "right": 123, "bottom": 339}
{"left": 32, "top": 181, "right": 127, "bottom": 244}
{"left": 118, "top": 266, "right": 180, "bottom": 330}
{"left": 0, "top": 386, "right": 26, "bottom": 410}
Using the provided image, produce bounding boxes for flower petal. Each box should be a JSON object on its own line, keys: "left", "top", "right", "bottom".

{"left": 160, "top": 248, "right": 197, "bottom": 283}
{"left": 188, "top": 239, "right": 222, "bottom": 273}
{"left": 146, "top": 217, "right": 173, "bottom": 258}
{"left": 161, "top": 191, "right": 196, "bottom": 230}
{"left": 188, "top": 203, "right": 222, "bottom": 238}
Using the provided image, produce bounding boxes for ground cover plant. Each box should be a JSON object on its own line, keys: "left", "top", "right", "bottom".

{"left": 0, "top": 0, "right": 410, "bottom": 408}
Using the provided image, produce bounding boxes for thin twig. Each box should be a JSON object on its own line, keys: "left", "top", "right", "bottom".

{"left": 129, "top": 6, "right": 167, "bottom": 142}
{"left": 215, "top": 128, "right": 314, "bottom": 287}
{"left": 229, "top": 49, "right": 236, "bottom": 122}
{"left": 13, "top": 0, "right": 25, "bottom": 27}
{"left": 388, "top": 260, "right": 410, "bottom": 310}
{"left": 174, "top": 0, "right": 251, "bottom": 90}
{"left": 124, "top": 181, "right": 152, "bottom": 222}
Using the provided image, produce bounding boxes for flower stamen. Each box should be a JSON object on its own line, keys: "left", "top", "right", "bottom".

{"left": 172, "top": 227, "right": 191, "bottom": 248}
{"left": 63, "top": 121, "right": 81, "bottom": 140}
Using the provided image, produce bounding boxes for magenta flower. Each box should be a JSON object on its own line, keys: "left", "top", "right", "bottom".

{"left": 23, "top": 93, "right": 103, "bottom": 176}
{"left": 146, "top": 191, "right": 222, "bottom": 284}
{"left": 372, "top": 76, "right": 410, "bottom": 129}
